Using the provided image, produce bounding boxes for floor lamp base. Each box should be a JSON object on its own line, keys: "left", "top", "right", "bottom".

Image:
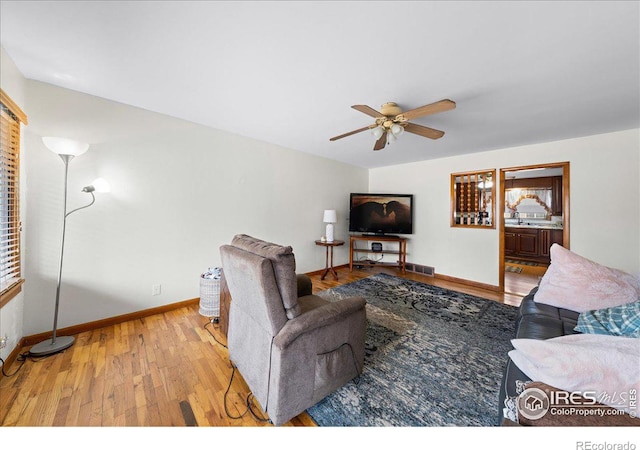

{"left": 29, "top": 335, "right": 75, "bottom": 357}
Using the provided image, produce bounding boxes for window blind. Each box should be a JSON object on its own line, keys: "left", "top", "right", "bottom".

{"left": 0, "top": 89, "right": 27, "bottom": 305}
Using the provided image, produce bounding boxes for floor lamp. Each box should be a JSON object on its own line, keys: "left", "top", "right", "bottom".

{"left": 30, "top": 137, "right": 109, "bottom": 357}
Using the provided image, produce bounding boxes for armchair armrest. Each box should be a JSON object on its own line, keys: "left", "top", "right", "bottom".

{"left": 296, "top": 274, "right": 313, "bottom": 297}
{"left": 274, "top": 296, "right": 366, "bottom": 350}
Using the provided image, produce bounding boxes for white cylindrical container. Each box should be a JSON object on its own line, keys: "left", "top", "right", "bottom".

{"left": 199, "top": 267, "right": 222, "bottom": 319}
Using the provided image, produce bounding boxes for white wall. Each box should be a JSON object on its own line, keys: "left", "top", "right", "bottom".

{"left": 22, "top": 81, "right": 368, "bottom": 335}
{"left": 7, "top": 63, "right": 639, "bottom": 340}
{"left": 0, "top": 47, "right": 27, "bottom": 359}
{"left": 370, "top": 129, "right": 640, "bottom": 286}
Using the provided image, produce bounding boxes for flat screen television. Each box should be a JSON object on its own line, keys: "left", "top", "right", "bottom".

{"left": 349, "top": 193, "right": 413, "bottom": 235}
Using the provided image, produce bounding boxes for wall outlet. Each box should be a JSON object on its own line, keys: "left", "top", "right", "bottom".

{"left": 0, "top": 335, "right": 7, "bottom": 349}
{"left": 152, "top": 284, "right": 161, "bottom": 296}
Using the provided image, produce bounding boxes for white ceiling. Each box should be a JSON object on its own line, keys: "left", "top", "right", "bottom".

{"left": 1, "top": 1, "right": 638, "bottom": 169}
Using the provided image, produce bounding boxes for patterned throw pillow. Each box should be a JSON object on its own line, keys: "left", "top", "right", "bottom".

{"left": 575, "top": 301, "right": 640, "bottom": 337}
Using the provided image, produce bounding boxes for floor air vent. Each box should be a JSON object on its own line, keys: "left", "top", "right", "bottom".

{"left": 405, "top": 262, "right": 435, "bottom": 277}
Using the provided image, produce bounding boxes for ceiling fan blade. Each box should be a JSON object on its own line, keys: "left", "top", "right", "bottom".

{"left": 330, "top": 125, "right": 375, "bottom": 141}
{"left": 352, "top": 104, "right": 384, "bottom": 118}
{"left": 404, "top": 122, "right": 445, "bottom": 140}
{"left": 373, "top": 131, "right": 387, "bottom": 150}
{"left": 397, "top": 99, "right": 456, "bottom": 121}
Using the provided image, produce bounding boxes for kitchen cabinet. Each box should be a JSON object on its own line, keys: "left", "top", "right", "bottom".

{"left": 504, "top": 230, "right": 516, "bottom": 256}
{"left": 505, "top": 177, "right": 552, "bottom": 189}
{"left": 539, "top": 229, "right": 563, "bottom": 260}
{"left": 504, "top": 175, "right": 562, "bottom": 215}
{"left": 505, "top": 227, "right": 563, "bottom": 264}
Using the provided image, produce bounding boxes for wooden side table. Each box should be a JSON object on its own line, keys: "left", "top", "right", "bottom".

{"left": 315, "top": 239, "right": 345, "bottom": 280}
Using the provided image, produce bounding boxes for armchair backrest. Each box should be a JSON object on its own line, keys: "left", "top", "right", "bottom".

{"left": 220, "top": 244, "right": 288, "bottom": 336}
{"left": 229, "top": 234, "right": 302, "bottom": 319}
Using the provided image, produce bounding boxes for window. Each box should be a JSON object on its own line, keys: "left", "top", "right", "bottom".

{"left": 451, "top": 169, "right": 496, "bottom": 228}
{"left": 0, "top": 89, "right": 27, "bottom": 307}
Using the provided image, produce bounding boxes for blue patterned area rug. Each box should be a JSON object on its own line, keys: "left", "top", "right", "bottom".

{"left": 307, "top": 272, "right": 518, "bottom": 426}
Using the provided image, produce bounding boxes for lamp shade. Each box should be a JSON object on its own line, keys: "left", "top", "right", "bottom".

{"left": 386, "top": 132, "right": 396, "bottom": 145}
{"left": 91, "top": 177, "right": 111, "bottom": 193}
{"left": 391, "top": 123, "right": 404, "bottom": 136}
{"left": 323, "top": 209, "right": 337, "bottom": 223}
{"left": 371, "top": 126, "right": 384, "bottom": 140}
{"left": 42, "top": 137, "right": 89, "bottom": 156}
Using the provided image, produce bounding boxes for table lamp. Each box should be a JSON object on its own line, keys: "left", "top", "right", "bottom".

{"left": 323, "top": 209, "right": 337, "bottom": 242}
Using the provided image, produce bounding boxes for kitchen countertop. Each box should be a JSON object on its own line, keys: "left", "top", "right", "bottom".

{"left": 504, "top": 223, "right": 563, "bottom": 230}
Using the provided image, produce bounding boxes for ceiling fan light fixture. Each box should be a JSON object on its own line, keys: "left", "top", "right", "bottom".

{"left": 331, "top": 99, "right": 455, "bottom": 151}
{"left": 391, "top": 123, "right": 404, "bottom": 137}
{"left": 372, "top": 126, "right": 384, "bottom": 140}
{"left": 387, "top": 132, "right": 396, "bottom": 145}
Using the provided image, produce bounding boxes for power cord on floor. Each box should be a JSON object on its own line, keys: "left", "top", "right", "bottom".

{"left": 246, "top": 392, "right": 270, "bottom": 423}
{"left": 203, "top": 318, "right": 227, "bottom": 349}
{"left": 0, "top": 350, "right": 45, "bottom": 378}
{"left": 223, "top": 362, "right": 270, "bottom": 423}
{"left": 0, "top": 354, "right": 24, "bottom": 377}
{"left": 203, "top": 319, "right": 270, "bottom": 423}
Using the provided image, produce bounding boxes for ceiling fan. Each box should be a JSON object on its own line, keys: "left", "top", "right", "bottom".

{"left": 329, "top": 99, "right": 456, "bottom": 151}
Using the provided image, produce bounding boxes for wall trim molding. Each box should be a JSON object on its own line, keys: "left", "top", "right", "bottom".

{"left": 7, "top": 269, "right": 500, "bottom": 368}
{"left": 434, "top": 272, "right": 501, "bottom": 292}
{"left": 21, "top": 297, "right": 200, "bottom": 347}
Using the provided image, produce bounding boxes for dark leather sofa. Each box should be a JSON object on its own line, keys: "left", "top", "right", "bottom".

{"left": 498, "top": 286, "right": 640, "bottom": 426}
{"left": 498, "top": 286, "right": 579, "bottom": 425}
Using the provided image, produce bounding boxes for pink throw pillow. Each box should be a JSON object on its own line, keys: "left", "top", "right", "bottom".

{"left": 533, "top": 244, "right": 640, "bottom": 312}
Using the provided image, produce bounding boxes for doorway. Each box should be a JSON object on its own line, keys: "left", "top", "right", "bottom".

{"left": 499, "top": 162, "right": 570, "bottom": 296}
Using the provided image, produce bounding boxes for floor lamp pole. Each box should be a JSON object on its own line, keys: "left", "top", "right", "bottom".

{"left": 29, "top": 154, "right": 77, "bottom": 356}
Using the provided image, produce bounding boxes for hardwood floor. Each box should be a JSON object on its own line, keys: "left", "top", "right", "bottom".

{"left": 0, "top": 266, "right": 523, "bottom": 427}
{"left": 504, "top": 261, "right": 547, "bottom": 297}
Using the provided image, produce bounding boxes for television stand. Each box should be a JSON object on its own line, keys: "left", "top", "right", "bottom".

{"left": 349, "top": 235, "right": 407, "bottom": 273}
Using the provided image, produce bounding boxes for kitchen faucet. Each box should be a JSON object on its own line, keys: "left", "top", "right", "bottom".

{"left": 514, "top": 212, "right": 522, "bottom": 225}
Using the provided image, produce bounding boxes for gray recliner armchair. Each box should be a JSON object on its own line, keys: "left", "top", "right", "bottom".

{"left": 220, "top": 234, "right": 367, "bottom": 426}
